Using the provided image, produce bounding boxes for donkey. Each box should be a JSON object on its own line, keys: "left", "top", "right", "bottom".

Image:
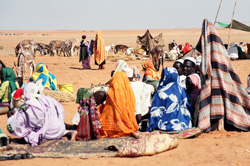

{"left": 151, "top": 45, "right": 164, "bottom": 71}
{"left": 114, "top": 44, "right": 129, "bottom": 54}
{"left": 15, "top": 40, "right": 45, "bottom": 57}
{"left": 14, "top": 49, "right": 35, "bottom": 79}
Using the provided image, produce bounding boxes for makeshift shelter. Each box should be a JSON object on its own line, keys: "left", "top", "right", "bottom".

{"left": 136, "top": 30, "right": 164, "bottom": 53}
{"left": 217, "top": 19, "right": 250, "bottom": 32}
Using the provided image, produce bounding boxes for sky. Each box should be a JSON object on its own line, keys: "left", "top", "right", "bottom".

{"left": 0, "top": 0, "right": 249, "bottom": 30}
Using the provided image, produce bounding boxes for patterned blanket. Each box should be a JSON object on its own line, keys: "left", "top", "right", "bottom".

{"left": 196, "top": 19, "right": 250, "bottom": 132}
{"left": 0, "top": 132, "right": 179, "bottom": 160}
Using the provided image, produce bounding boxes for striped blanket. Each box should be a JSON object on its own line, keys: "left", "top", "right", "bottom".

{"left": 196, "top": 19, "right": 250, "bottom": 132}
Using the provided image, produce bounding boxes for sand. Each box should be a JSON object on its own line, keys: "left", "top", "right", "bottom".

{"left": 0, "top": 28, "right": 250, "bottom": 166}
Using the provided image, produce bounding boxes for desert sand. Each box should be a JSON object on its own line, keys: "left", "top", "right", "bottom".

{"left": 0, "top": 28, "right": 250, "bottom": 166}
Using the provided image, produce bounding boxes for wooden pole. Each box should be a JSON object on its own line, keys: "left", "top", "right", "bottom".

{"left": 228, "top": 0, "right": 238, "bottom": 44}
{"left": 214, "top": 0, "right": 223, "bottom": 25}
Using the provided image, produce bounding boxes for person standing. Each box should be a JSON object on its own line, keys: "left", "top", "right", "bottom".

{"left": 94, "top": 31, "right": 106, "bottom": 70}
{"left": 79, "top": 35, "right": 91, "bottom": 69}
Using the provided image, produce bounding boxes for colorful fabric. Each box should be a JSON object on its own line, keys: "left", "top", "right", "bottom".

{"left": 160, "top": 127, "right": 201, "bottom": 139}
{"left": 76, "top": 88, "right": 90, "bottom": 104}
{"left": 183, "top": 42, "right": 191, "bottom": 54}
{"left": 76, "top": 95, "right": 101, "bottom": 141}
{"left": 7, "top": 82, "right": 65, "bottom": 146}
{"left": 187, "top": 73, "right": 201, "bottom": 110}
{"left": 196, "top": 19, "right": 250, "bottom": 132}
{"left": 81, "top": 56, "right": 91, "bottom": 69}
{"left": 99, "top": 71, "right": 138, "bottom": 137}
{"left": 94, "top": 31, "right": 106, "bottom": 65}
{"left": 247, "top": 75, "right": 250, "bottom": 93}
{"left": 79, "top": 40, "right": 91, "bottom": 69}
{"left": 147, "top": 67, "right": 192, "bottom": 131}
{"left": 142, "top": 59, "right": 159, "bottom": 80}
{"left": 114, "top": 60, "right": 129, "bottom": 73}
{"left": 130, "top": 65, "right": 142, "bottom": 81}
{"left": 29, "top": 63, "right": 57, "bottom": 91}
{"left": 0, "top": 67, "right": 18, "bottom": 102}
{"left": 116, "top": 131, "right": 178, "bottom": 157}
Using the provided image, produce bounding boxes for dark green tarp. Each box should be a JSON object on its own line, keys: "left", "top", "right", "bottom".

{"left": 217, "top": 19, "right": 250, "bottom": 32}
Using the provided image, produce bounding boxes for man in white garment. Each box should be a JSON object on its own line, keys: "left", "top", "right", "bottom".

{"left": 122, "top": 67, "right": 154, "bottom": 124}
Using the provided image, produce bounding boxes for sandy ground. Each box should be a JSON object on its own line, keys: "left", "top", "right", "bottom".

{"left": 0, "top": 28, "right": 250, "bottom": 166}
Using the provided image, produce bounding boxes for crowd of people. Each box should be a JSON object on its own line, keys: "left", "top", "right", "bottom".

{"left": 1, "top": 24, "right": 250, "bottom": 147}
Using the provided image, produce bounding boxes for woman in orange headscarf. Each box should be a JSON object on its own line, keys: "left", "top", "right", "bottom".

{"left": 94, "top": 31, "right": 106, "bottom": 69}
{"left": 99, "top": 71, "right": 138, "bottom": 137}
{"left": 142, "top": 58, "right": 159, "bottom": 81}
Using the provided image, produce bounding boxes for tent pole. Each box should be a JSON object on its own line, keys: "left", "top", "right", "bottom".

{"left": 228, "top": 0, "right": 238, "bottom": 45}
{"left": 214, "top": 0, "right": 223, "bottom": 25}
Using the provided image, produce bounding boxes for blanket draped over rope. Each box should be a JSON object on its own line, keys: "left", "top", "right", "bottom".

{"left": 196, "top": 19, "right": 250, "bottom": 132}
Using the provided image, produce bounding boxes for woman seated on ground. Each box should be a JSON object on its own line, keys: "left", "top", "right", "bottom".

{"left": 29, "top": 63, "right": 58, "bottom": 91}
{"left": 147, "top": 67, "right": 192, "bottom": 131}
{"left": 69, "top": 89, "right": 106, "bottom": 141}
{"left": 228, "top": 42, "right": 239, "bottom": 60}
{"left": 141, "top": 58, "right": 159, "bottom": 88}
{"left": 7, "top": 81, "right": 65, "bottom": 146}
{"left": 99, "top": 71, "right": 138, "bottom": 137}
{"left": 122, "top": 67, "right": 154, "bottom": 124}
{"left": 0, "top": 67, "right": 19, "bottom": 115}
{"left": 186, "top": 73, "right": 201, "bottom": 126}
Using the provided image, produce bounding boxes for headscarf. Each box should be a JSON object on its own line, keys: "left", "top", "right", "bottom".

{"left": 228, "top": 42, "right": 238, "bottom": 54}
{"left": 142, "top": 59, "right": 159, "bottom": 80}
{"left": 99, "top": 71, "right": 138, "bottom": 137}
{"left": 29, "top": 63, "right": 57, "bottom": 91}
{"left": 76, "top": 88, "right": 90, "bottom": 104}
{"left": 114, "top": 60, "right": 129, "bottom": 73}
{"left": 94, "top": 31, "right": 106, "bottom": 65}
{"left": 147, "top": 67, "right": 192, "bottom": 131}
{"left": 1, "top": 67, "right": 17, "bottom": 101}
{"left": 183, "top": 42, "right": 191, "bottom": 54}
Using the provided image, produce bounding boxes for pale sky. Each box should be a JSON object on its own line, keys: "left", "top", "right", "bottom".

{"left": 0, "top": 0, "right": 249, "bottom": 30}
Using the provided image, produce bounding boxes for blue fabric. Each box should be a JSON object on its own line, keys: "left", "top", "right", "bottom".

{"left": 147, "top": 67, "right": 192, "bottom": 131}
{"left": 29, "top": 63, "right": 57, "bottom": 91}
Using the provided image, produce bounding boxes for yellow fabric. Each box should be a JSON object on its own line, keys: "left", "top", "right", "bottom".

{"left": 0, "top": 81, "right": 19, "bottom": 103}
{"left": 100, "top": 71, "right": 138, "bottom": 137}
{"left": 94, "top": 31, "right": 106, "bottom": 65}
{"left": 142, "top": 59, "right": 159, "bottom": 79}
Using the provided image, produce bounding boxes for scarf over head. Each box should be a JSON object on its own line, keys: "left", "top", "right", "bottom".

{"left": 148, "top": 67, "right": 192, "bottom": 131}
{"left": 1, "top": 67, "right": 17, "bottom": 101}
{"left": 7, "top": 82, "right": 65, "bottom": 146}
{"left": 142, "top": 59, "right": 159, "bottom": 80}
{"left": 94, "top": 31, "right": 106, "bottom": 65}
{"left": 99, "top": 71, "right": 138, "bottom": 137}
{"left": 29, "top": 63, "right": 57, "bottom": 91}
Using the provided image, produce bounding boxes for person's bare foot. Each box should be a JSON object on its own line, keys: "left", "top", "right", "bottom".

{"left": 70, "top": 131, "right": 77, "bottom": 141}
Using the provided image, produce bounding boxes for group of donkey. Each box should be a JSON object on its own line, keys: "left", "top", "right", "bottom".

{"left": 14, "top": 39, "right": 79, "bottom": 79}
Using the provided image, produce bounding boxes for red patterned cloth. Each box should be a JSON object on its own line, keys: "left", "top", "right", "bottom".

{"left": 76, "top": 95, "right": 101, "bottom": 141}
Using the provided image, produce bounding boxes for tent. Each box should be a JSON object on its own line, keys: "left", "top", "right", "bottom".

{"left": 217, "top": 19, "right": 250, "bottom": 32}
{"left": 136, "top": 30, "right": 164, "bottom": 53}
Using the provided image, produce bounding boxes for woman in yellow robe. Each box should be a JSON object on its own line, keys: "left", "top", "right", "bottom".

{"left": 99, "top": 71, "right": 138, "bottom": 137}
{"left": 94, "top": 31, "right": 106, "bottom": 70}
